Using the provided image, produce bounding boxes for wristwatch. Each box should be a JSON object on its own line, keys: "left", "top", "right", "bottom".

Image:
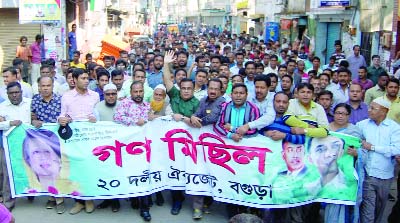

{"left": 181, "top": 116, "right": 185, "bottom": 121}
{"left": 370, "top": 145, "right": 375, "bottom": 151}
{"left": 304, "top": 129, "right": 308, "bottom": 134}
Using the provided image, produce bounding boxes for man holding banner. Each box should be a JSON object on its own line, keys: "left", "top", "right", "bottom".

{"left": 31, "top": 76, "right": 64, "bottom": 214}
{"left": 58, "top": 68, "right": 99, "bottom": 215}
{"left": 357, "top": 98, "right": 400, "bottom": 223}
{"left": 0, "top": 82, "right": 32, "bottom": 211}
{"left": 190, "top": 78, "right": 225, "bottom": 219}
{"left": 163, "top": 50, "right": 199, "bottom": 215}
{"left": 113, "top": 80, "right": 152, "bottom": 221}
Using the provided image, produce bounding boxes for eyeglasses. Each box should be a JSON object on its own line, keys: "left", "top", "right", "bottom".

{"left": 334, "top": 111, "right": 349, "bottom": 116}
{"left": 105, "top": 93, "right": 117, "bottom": 96}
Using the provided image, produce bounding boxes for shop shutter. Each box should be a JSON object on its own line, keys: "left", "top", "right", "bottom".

{"left": 0, "top": 8, "right": 41, "bottom": 73}
{"left": 326, "top": 22, "right": 341, "bottom": 62}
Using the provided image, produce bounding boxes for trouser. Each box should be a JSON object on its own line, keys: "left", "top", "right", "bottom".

{"left": 324, "top": 204, "right": 346, "bottom": 223}
{"left": 30, "top": 63, "right": 41, "bottom": 85}
{"left": 0, "top": 148, "right": 15, "bottom": 209}
{"left": 49, "top": 197, "right": 64, "bottom": 204}
{"left": 68, "top": 49, "right": 75, "bottom": 61}
{"left": 286, "top": 203, "right": 320, "bottom": 223}
{"left": 22, "top": 61, "right": 30, "bottom": 83}
{"left": 360, "top": 175, "right": 392, "bottom": 223}
{"left": 138, "top": 195, "right": 150, "bottom": 211}
{"left": 171, "top": 190, "right": 185, "bottom": 204}
{"left": 192, "top": 195, "right": 203, "bottom": 210}
{"left": 192, "top": 195, "right": 213, "bottom": 210}
{"left": 388, "top": 170, "right": 400, "bottom": 223}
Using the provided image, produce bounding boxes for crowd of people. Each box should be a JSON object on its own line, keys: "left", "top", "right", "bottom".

{"left": 0, "top": 27, "right": 400, "bottom": 223}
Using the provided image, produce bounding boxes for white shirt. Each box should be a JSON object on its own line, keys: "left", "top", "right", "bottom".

{"left": 264, "top": 66, "right": 278, "bottom": 75}
{"left": 249, "top": 92, "right": 275, "bottom": 116}
{"left": 0, "top": 82, "right": 33, "bottom": 99}
{"left": 330, "top": 84, "right": 350, "bottom": 108}
{"left": 230, "top": 65, "right": 243, "bottom": 76}
{"left": 0, "top": 97, "right": 32, "bottom": 130}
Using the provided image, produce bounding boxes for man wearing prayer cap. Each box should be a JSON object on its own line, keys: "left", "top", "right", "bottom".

{"left": 356, "top": 97, "right": 400, "bottom": 223}
{"left": 93, "top": 83, "right": 121, "bottom": 211}
{"left": 94, "top": 83, "right": 119, "bottom": 122}
{"left": 149, "top": 84, "right": 168, "bottom": 117}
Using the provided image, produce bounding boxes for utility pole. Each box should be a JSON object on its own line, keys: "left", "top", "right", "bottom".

{"left": 197, "top": 0, "right": 201, "bottom": 33}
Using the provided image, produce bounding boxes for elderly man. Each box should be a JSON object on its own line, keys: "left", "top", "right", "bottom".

{"left": 94, "top": 83, "right": 119, "bottom": 121}
{"left": 0, "top": 82, "right": 32, "bottom": 210}
{"left": 113, "top": 81, "right": 152, "bottom": 221}
{"left": 357, "top": 97, "right": 400, "bottom": 223}
{"left": 149, "top": 84, "right": 169, "bottom": 117}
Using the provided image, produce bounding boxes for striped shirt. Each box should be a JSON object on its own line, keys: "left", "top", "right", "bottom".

{"left": 214, "top": 101, "right": 260, "bottom": 139}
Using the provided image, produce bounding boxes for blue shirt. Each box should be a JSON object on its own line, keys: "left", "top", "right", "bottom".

{"left": 94, "top": 87, "right": 104, "bottom": 101}
{"left": 31, "top": 94, "right": 62, "bottom": 123}
{"left": 356, "top": 118, "right": 400, "bottom": 179}
{"left": 68, "top": 31, "right": 77, "bottom": 50}
{"left": 147, "top": 70, "right": 163, "bottom": 89}
{"left": 347, "top": 101, "right": 369, "bottom": 124}
{"left": 259, "top": 116, "right": 305, "bottom": 144}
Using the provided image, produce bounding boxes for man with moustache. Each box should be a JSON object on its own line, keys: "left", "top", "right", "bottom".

{"left": 347, "top": 83, "right": 369, "bottom": 124}
{"left": 0, "top": 82, "right": 32, "bottom": 210}
{"left": 330, "top": 68, "right": 351, "bottom": 108}
{"left": 249, "top": 75, "right": 274, "bottom": 115}
{"left": 190, "top": 78, "right": 225, "bottom": 219}
{"left": 113, "top": 81, "right": 152, "bottom": 221}
{"left": 244, "top": 61, "right": 257, "bottom": 100}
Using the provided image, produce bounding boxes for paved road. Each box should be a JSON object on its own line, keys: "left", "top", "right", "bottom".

{"left": 12, "top": 193, "right": 228, "bottom": 223}
{"left": 12, "top": 184, "right": 397, "bottom": 223}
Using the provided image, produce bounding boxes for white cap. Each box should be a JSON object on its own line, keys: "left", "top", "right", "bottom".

{"left": 103, "top": 83, "right": 117, "bottom": 92}
{"left": 372, "top": 97, "right": 391, "bottom": 109}
{"left": 154, "top": 84, "right": 166, "bottom": 92}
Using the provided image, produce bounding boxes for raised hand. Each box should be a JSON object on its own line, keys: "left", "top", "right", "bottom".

{"left": 164, "top": 50, "right": 176, "bottom": 64}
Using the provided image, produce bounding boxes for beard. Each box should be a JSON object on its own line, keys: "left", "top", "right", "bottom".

{"left": 154, "top": 64, "right": 163, "bottom": 70}
{"left": 105, "top": 101, "right": 117, "bottom": 107}
{"left": 133, "top": 96, "right": 143, "bottom": 103}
